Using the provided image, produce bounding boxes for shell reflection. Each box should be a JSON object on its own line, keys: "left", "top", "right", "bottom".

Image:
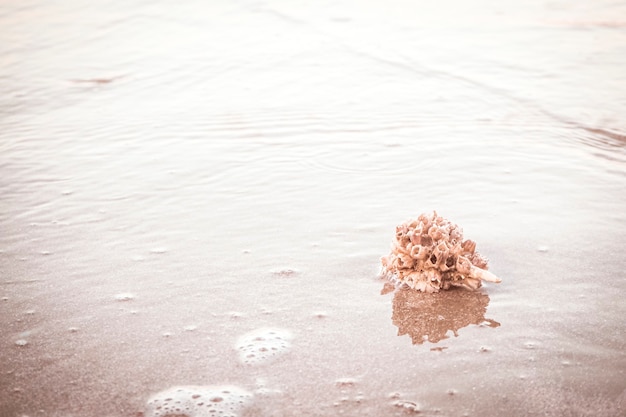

{"left": 390, "top": 286, "right": 500, "bottom": 344}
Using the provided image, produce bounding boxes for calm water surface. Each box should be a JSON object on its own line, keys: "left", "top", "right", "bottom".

{"left": 1, "top": 1, "right": 625, "bottom": 416}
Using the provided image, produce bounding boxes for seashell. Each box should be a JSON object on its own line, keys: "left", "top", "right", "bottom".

{"left": 380, "top": 212, "right": 502, "bottom": 292}
{"left": 410, "top": 245, "right": 429, "bottom": 260}
{"left": 462, "top": 239, "right": 477, "bottom": 254}
{"left": 397, "top": 253, "right": 414, "bottom": 269}
{"left": 442, "top": 256, "right": 456, "bottom": 271}
{"left": 455, "top": 256, "right": 472, "bottom": 275}
{"left": 409, "top": 232, "right": 422, "bottom": 245}
{"left": 428, "top": 226, "right": 443, "bottom": 241}
{"left": 470, "top": 253, "right": 489, "bottom": 270}
{"left": 449, "top": 227, "right": 463, "bottom": 242}
{"left": 424, "top": 254, "right": 438, "bottom": 269}
{"left": 432, "top": 243, "right": 449, "bottom": 269}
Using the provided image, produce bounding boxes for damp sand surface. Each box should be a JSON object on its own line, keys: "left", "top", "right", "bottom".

{"left": 1, "top": 1, "right": 626, "bottom": 416}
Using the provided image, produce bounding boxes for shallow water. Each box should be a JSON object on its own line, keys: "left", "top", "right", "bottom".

{"left": 1, "top": 0, "right": 625, "bottom": 416}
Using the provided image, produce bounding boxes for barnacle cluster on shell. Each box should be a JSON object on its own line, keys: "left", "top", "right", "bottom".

{"left": 381, "top": 212, "right": 501, "bottom": 293}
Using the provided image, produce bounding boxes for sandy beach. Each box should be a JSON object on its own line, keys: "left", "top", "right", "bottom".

{"left": 1, "top": 1, "right": 625, "bottom": 416}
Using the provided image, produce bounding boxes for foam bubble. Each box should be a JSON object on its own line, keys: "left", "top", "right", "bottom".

{"left": 392, "top": 400, "right": 421, "bottom": 413}
{"left": 235, "top": 328, "right": 292, "bottom": 366}
{"left": 270, "top": 268, "right": 299, "bottom": 277}
{"left": 524, "top": 341, "right": 539, "bottom": 350}
{"left": 145, "top": 385, "right": 252, "bottom": 417}
{"left": 114, "top": 293, "right": 135, "bottom": 301}
{"left": 335, "top": 378, "right": 357, "bottom": 388}
{"left": 253, "top": 377, "right": 282, "bottom": 396}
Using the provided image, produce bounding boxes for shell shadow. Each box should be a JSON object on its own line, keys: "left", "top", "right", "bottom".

{"left": 386, "top": 285, "right": 500, "bottom": 345}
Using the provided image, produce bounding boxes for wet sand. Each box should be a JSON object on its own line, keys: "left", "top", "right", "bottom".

{"left": 1, "top": 0, "right": 626, "bottom": 416}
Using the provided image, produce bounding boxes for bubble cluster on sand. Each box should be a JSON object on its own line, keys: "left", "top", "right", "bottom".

{"left": 235, "top": 328, "right": 292, "bottom": 366}
{"left": 145, "top": 385, "right": 252, "bottom": 417}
